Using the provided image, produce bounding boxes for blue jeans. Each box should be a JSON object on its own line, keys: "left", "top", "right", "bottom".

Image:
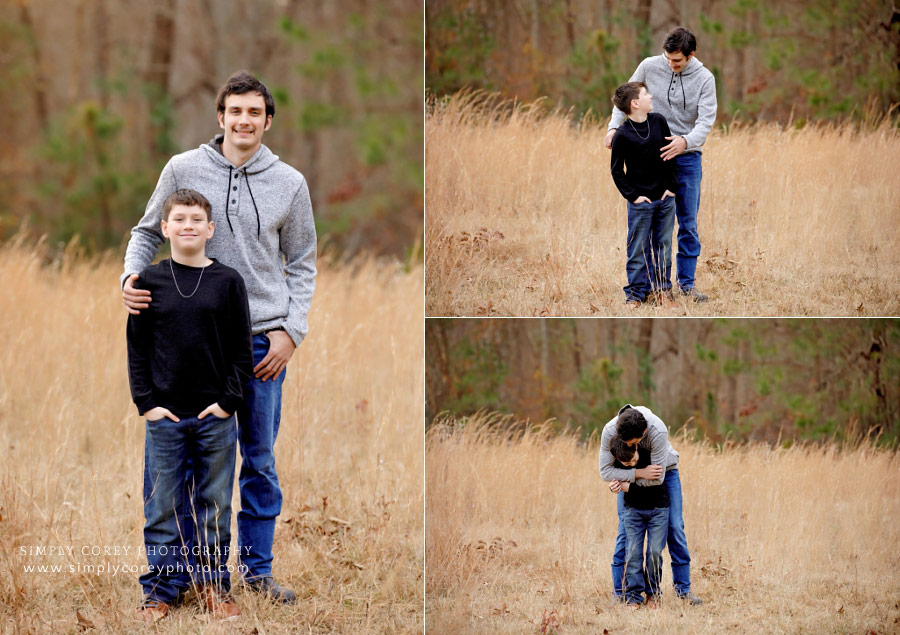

{"left": 672, "top": 152, "right": 703, "bottom": 290}
{"left": 611, "top": 469, "right": 693, "bottom": 598}
{"left": 236, "top": 334, "right": 286, "bottom": 579}
{"left": 622, "top": 506, "right": 668, "bottom": 604}
{"left": 624, "top": 197, "right": 676, "bottom": 302}
{"left": 140, "top": 414, "right": 236, "bottom": 604}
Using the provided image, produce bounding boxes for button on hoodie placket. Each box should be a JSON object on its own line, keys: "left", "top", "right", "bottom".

{"left": 231, "top": 172, "right": 242, "bottom": 214}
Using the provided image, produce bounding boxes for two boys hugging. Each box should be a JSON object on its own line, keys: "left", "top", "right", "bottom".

{"left": 609, "top": 82, "right": 679, "bottom": 308}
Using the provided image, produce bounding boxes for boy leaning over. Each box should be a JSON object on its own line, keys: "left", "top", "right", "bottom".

{"left": 609, "top": 82, "right": 678, "bottom": 308}
{"left": 127, "top": 189, "right": 253, "bottom": 623}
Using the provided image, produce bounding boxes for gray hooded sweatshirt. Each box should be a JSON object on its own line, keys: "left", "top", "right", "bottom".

{"left": 609, "top": 55, "right": 717, "bottom": 153}
{"left": 122, "top": 136, "right": 317, "bottom": 346}
{"left": 598, "top": 404, "right": 679, "bottom": 487}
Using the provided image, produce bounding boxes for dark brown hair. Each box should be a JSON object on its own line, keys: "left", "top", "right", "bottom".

{"left": 612, "top": 82, "right": 646, "bottom": 114}
{"left": 610, "top": 435, "right": 637, "bottom": 465}
{"left": 616, "top": 407, "right": 648, "bottom": 442}
{"left": 663, "top": 27, "right": 697, "bottom": 56}
{"left": 216, "top": 70, "right": 276, "bottom": 119}
{"left": 162, "top": 189, "right": 212, "bottom": 222}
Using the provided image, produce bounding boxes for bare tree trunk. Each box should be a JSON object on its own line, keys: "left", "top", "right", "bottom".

{"left": 539, "top": 317, "right": 549, "bottom": 388}
{"left": 564, "top": 0, "right": 576, "bottom": 51}
{"left": 425, "top": 320, "right": 454, "bottom": 422}
{"left": 571, "top": 319, "right": 582, "bottom": 378}
{"left": 94, "top": 0, "right": 109, "bottom": 109}
{"left": 635, "top": 319, "right": 653, "bottom": 400}
{"left": 17, "top": 0, "right": 49, "bottom": 132}
{"left": 865, "top": 324, "right": 888, "bottom": 437}
{"left": 529, "top": 0, "right": 540, "bottom": 76}
{"left": 147, "top": 0, "right": 175, "bottom": 156}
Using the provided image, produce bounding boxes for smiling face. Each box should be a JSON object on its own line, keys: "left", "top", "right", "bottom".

{"left": 161, "top": 204, "right": 214, "bottom": 256}
{"left": 664, "top": 49, "right": 694, "bottom": 73}
{"left": 217, "top": 92, "right": 272, "bottom": 154}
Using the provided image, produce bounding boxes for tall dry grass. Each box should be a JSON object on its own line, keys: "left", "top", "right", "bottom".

{"left": 425, "top": 93, "right": 900, "bottom": 316}
{"left": 0, "top": 236, "right": 423, "bottom": 633}
{"left": 426, "top": 413, "right": 900, "bottom": 634}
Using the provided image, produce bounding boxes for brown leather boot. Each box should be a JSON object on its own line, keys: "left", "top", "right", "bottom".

{"left": 199, "top": 585, "right": 241, "bottom": 621}
{"left": 135, "top": 599, "right": 169, "bottom": 623}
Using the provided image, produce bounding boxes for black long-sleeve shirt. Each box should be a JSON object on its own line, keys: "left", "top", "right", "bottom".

{"left": 610, "top": 112, "right": 679, "bottom": 203}
{"left": 617, "top": 446, "right": 670, "bottom": 510}
{"left": 127, "top": 258, "right": 253, "bottom": 418}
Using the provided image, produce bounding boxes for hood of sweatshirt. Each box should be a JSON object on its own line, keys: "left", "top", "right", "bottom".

{"left": 203, "top": 134, "right": 281, "bottom": 174}
{"left": 200, "top": 134, "right": 283, "bottom": 239}
{"left": 666, "top": 56, "right": 706, "bottom": 109}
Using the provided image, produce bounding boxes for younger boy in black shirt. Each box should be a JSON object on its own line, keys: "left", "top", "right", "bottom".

{"left": 127, "top": 189, "right": 252, "bottom": 623}
{"left": 610, "top": 82, "right": 679, "bottom": 307}
{"left": 609, "top": 435, "right": 670, "bottom": 606}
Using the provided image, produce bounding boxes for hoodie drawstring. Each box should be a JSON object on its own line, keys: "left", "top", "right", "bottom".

{"left": 668, "top": 71, "right": 673, "bottom": 108}
{"left": 224, "top": 166, "right": 234, "bottom": 234}
{"left": 223, "top": 165, "right": 261, "bottom": 240}
{"left": 669, "top": 70, "right": 687, "bottom": 110}
{"left": 245, "top": 173, "right": 261, "bottom": 240}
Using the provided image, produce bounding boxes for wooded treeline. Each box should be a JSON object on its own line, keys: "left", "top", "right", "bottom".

{"left": 426, "top": 318, "right": 900, "bottom": 446}
{"left": 426, "top": 0, "right": 900, "bottom": 122}
{"left": 1, "top": 0, "right": 423, "bottom": 258}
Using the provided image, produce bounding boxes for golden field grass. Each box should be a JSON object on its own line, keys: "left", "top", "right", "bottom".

{"left": 425, "top": 94, "right": 900, "bottom": 316}
{"left": 0, "top": 237, "right": 424, "bottom": 633}
{"left": 426, "top": 413, "right": 900, "bottom": 634}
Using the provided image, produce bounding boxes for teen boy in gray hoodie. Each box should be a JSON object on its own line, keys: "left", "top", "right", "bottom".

{"left": 121, "top": 71, "right": 315, "bottom": 605}
{"left": 605, "top": 27, "right": 717, "bottom": 302}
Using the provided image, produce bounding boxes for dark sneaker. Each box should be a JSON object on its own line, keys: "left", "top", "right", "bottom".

{"left": 135, "top": 599, "right": 169, "bottom": 624}
{"left": 679, "top": 287, "right": 708, "bottom": 302}
{"left": 677, "top": 591, "right": 703, "bottom": 605}
{"left": 199, "top": 585, "right": 241, "bottom": 620}
{"left": 171, "top": 585, "right": 191, "bottom": 607}
{"left": 245, "top": 576, "right": 298, "bottom": 605}
{"left": 625, "top": 298, "right": 642, "bottom": 309}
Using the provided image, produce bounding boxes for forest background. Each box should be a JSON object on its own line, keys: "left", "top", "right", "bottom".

{"left": 1, "top": 0, "right": 423, "bottom": 259}
{"left": 426, "top": 0, "right": 900, "bottom": 123}
{"left": 426, "top": 318, "right": 900, "bottom": 446}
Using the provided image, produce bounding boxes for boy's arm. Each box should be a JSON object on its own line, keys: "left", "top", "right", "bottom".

{"left": 598, "top": 425, "right": 637, "bottom": 483}
{"left": 659, "top": 117, "right": 679, "bottom": 193}
{"left": 120, "top": 160, "right": 177, "bottom": 289}
{"left": 278, "top": 177, "right": 318, "bottom": 347}
{"left": 683, "top": 75, "right": 717, "bottom": 151}
{"left": 218, "top": 275, "right": 254, "bottom": 416}
{"left": 610, "top": 133, "right": 638, "bottom": 202}
{"left": 125, "top": 277, "right": 157, "bottom": 415}
{"left": 635, "top": 417, "right": 669, "bottom": 487}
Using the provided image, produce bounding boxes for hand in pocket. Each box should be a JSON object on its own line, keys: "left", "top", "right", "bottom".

{"left": 197, "top": 403, "right": 230, "bottom": 419}
{"left": 145, "top": 407, "right": 179, "bottom": 423}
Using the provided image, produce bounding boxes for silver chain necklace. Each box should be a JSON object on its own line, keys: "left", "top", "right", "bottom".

{"left": 627, "top": 117, "right": 650, "bottom": 140}
{"left": 169, "top": 259, "right": 206, "bottom": 298}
